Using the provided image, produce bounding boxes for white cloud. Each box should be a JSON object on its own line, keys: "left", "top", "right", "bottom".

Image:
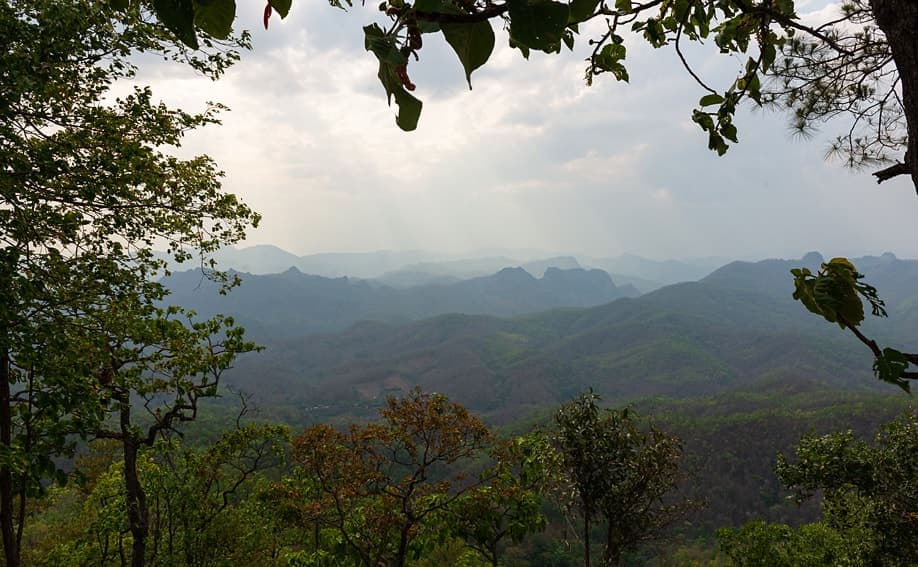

{"left": 126, "top": 1, "right": 918, "bottom": 260}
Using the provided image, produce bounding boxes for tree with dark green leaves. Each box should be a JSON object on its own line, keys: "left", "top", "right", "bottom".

{"left": 555, "top": 391, "right": 690, "bottom": 567}
{"left": 719, "top": 409, "right": 918, "bottom": 566}
{"left": 0, "top": 1, "right": 258, "bottom": 565}
{"left": 449, "top": 432, "right": 559, "bottom": 567}
{"left": 775, "top": 409, "right": 918, "bottom": 565}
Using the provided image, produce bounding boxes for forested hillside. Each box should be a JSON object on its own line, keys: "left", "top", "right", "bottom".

{"left": 164, "top": 265, "right": 639, "bottom": 337}
{"left": 220, "top": 253, "right": 914, "bottom": 422}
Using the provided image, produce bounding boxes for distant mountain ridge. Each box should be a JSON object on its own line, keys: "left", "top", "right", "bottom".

{"left": 163, "top": 265, "right": 639, "bottom": 338}
{"left": 161, "top": 245, "right": 734, "bottom": 292}
{"left": 218, "top": 252, "right": 918, "bottom": 422}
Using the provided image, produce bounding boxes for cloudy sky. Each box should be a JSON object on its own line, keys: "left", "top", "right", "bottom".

{"left": 136, "top": 0, "right": 918, "bottom": 261}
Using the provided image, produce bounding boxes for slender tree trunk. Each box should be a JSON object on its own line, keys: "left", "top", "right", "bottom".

{"left": 872, "top": 0, "right": 918, "bottom": 191}
{"left": 603, "top": 524, "right": 621, "bottom": 567}
{"left": 120, "top": 400, "right": 148, "bottom": 567}
{"left": 396, "top": 525, "right": 411, "bottom": 567}
{"left": 583, "top": 514, "right": 591, "bottom": 567}
{"left": 0, "top": 346, "right": 19, "bottom": 567}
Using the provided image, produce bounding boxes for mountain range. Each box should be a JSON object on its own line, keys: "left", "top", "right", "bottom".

{"left": 164, "top": 265, "right": 639, "bottom": 338}
{"left": 165, "top": 245, "right": 731, "bottom": 292}
{"left": 212, "top": 251, "right": 917, "bottom": 423}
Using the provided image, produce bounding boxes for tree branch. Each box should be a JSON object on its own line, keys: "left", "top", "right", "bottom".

{"left": 872, "top": 161, "right": 912, "bottom": 184}
{"left": 414, "top": 4, "right": 509, "bottom": 24}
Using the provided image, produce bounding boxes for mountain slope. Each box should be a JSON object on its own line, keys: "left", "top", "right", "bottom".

{"left": 163, "top": 266, "right": 638, "bottom": 338}
{"left": 220, "top": 253, "right": 916, "bottom": 422}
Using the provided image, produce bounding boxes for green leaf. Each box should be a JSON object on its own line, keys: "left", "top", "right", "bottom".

{"left": 376, "top": 63, "right": 423, "bottom": 131}
{"left": 442, "top": 21, "right": 495, "bottom": 89}
{"left": 152, "top": 0, "right": 199, "bottom": 49}
{"left": 364, "top": 24, "right": 407, "bottom": 67}
{"left": 568, "top": 0, "right": 600, "bottom": 24}
{"left": 593, "top": 43, "right": 629, "bottom": 82}
{"left": 873, "top": 348, "right": 910, "bottom": 392}
{"left": 417, "top": 20, "right": 441, "bottom": 34}
{"left": 760, "top": 42, "right": 777, "bottom": 72}
{"left": 268, "top": 0, "right": 292, "bottom": 17}
{"left": 699, "top": 94, "right": 724, "bottom": 107}
{"left": 614, "top": 0, "right": 631, "bottom": 10}
{"left": 414, "top": 0, "right": 444, "bottom": 11}
{"left": 509, "top": 36, "right": 531, "bottom": 59}
{"left": 508, "top": 0, "right": 570, "bottom": 53}
{"left": 393, "top": 86, "right": 422, "bottom": 131}
{"left": 562, "top": 28, "right": 575, "bottom": 51}
{"left": 721, "top": 122, "right": 738, "bottom": 143}
{"left": 194, "top": 0, "right": 235, "bottom": 40}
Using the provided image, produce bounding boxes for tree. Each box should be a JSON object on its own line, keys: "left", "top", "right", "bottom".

{"left": 554, "top": 391, "right": 691, "bottom": 567}
{"left": 0, "top": 1, "right": 258, "bottom": 565}
{"left": 774, "top": 409, "right": 918, "bottom": 565}
{"left": 791, "top": 257, "right": 918, "bottom": 391}
{"left": 718, "top": 409, "right": 918, "bottom": 566}
{"left": 449, "top": 432, "right": 559, "bottom": 567}
{"left": 287, "top": 388, "right": 492, "bottom": 567}
{"left": 90, "top": 301, "right": 258, "bottom": 566}
{"left": 29, "top": 424, "right": 288, "bottom": 566}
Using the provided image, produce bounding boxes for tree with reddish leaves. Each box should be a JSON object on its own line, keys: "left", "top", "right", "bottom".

{"left": 288, "top": 388, "right": 492, "bottom": 567}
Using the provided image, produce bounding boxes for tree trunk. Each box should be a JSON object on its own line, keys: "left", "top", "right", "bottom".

{"left": 396, "top": 525, "right": 410, "bottom": 567}
{"left": 583, "top": 514, "right": 591, "bottom": 567}
{"left": 120, "top": 400, "right": 148, "bottom": 567}
{"left": 603, "top": 523, "right": 621, "bottom": 567}
{"left": 872, "top": 0, "right": 918, "bottom": 191}
{"left": 0, "top": 347, "right": 18, "bottom": 567}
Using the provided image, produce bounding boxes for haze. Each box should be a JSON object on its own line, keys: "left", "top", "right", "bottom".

{"left": 132, "top": 0, "right": 918, "bottom": 261}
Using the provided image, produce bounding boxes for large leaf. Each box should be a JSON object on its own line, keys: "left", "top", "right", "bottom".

{"left": 365, "top": 24, "right": 420, "bottom": 130}
{"left": 414, "top": 0, "right": 445, "bottom": 12}
{"left": 194, "top": 0, "right": 235, "bottom": 40}
{"left": 376, "top": 63, "right": 422, "bottom": 131}
{"left": 567, "top": 0, "right": 599, "bottom": 24}
{"left": 441, "top": 21, "right": 495, "bottom": 89}
{"left": 392, "top": 84, "right": 423, "bottom": 131}
{"left": 364, "top": 24, "right": 407, "bottom": 67}
{"left": 268, "top": 0, "right": 292, "bottom": 17}
{"left": 152, "top": 0, "right": 198, "bottom": 48}
{"left": 508, "top": 0, "right": 570, "bottom": 53}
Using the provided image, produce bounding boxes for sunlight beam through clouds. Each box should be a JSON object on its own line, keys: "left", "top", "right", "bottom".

{"left": 134, "top": 0, "right": 918, "bottom": 260}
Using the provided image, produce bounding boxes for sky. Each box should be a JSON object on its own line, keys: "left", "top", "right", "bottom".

{"left": 132, "top": 0, "right": 918, "bottom": 261}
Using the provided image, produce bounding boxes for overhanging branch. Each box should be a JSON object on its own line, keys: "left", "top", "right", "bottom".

{"left": 872, "top": 161, "right": 911, "bottom": 184}
{"left": 414, "top": 4, "right": 509, "bottom": 24}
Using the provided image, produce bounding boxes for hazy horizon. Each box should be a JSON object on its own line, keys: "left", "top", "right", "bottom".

{"left": 210, "top": 243, "right": 911, "bottom": 263}
{"left": 132, "top": 0, "right": 918, "bottom": 262}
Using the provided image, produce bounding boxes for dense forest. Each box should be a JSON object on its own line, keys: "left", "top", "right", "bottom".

{"left": 3, "top": 0, "right": 918, "bottom": 566}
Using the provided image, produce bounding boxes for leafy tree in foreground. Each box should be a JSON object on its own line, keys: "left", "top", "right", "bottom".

{"left": 31, "top": 424, "right": 288, "bottom": 566}
{"left": 719, "top": 409, "right": 918, "bottom": 566}
{"left": 91, "top": 300, "right": 258, "bottom": 566}
{"left": 449, "top": 432, "right": 559, "bottom": 566}
{"left": 287, "top": 388, "right": 492, "bottom": 567}
{"left": 717, "top": 520, "right": 870, "bottom": 567}
{"left": 775, "top": 409, "right": 918, "bottom": 565}
{"left": 1, "top": 1, "right": 257, "bottom": 565}
{"left": 555, "top": 391, "right": 690, "bottom": 567}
